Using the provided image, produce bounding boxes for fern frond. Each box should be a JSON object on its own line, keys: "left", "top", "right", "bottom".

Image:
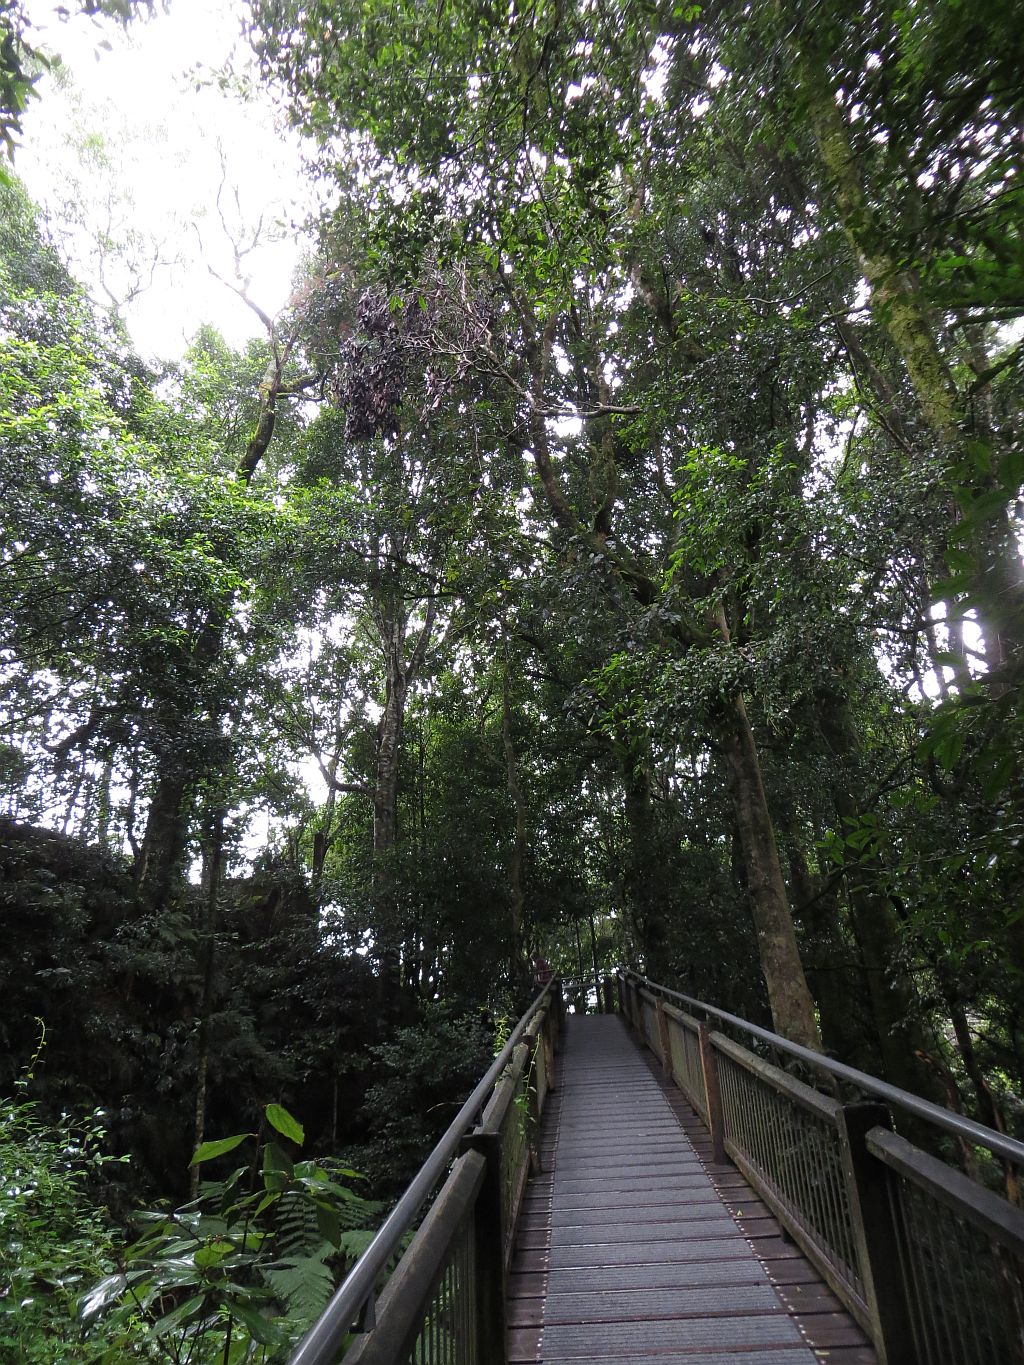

{"left": 274, "top": 1191, "right": 320, "bottom": 1260}
{"left": 262, "top": 1244, "right": 335, "bottom": 1329}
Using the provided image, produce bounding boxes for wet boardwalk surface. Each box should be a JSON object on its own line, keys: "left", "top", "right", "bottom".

{"left": 507, "top": 1016, "right": 876, "bottom": 1364}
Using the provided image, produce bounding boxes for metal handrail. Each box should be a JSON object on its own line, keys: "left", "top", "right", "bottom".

{"left": 289, "top": 978, "right": 558, "bottom": 1365}
{"left": 621, "top": 967, "right": 1024, "bottom": 1167}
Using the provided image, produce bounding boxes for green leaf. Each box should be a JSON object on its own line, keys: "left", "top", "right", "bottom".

{"left": 190, "top": 1133, "right": 249, "bottom": 1166}
{"left": 930, "top": 574, "right": 973, "bottom": 599}
{"left": 982, "top": 749, "right": 1016, "bottom": 799}
{"left": 263, "top": 1142, "right": 294, "bottom": 1191}
{"left": 998, "top": 445, "right": 1024, "bottom": 493}
{"left": 194, "top": 1239, "right": 234, "bottom": 1269}
{"left": 265, "top": 1103, "right": 304, "bottom": 1145}
{"left": 316, "top": 1203, "right": 341, "bottom": 1248}
{"left": 79, "top": 1273, "right": 127, "bottom": 1320}
{"left": 150, "top": 1293, "right": 206, "bottom": 1335}
{"left": 934, "top": 729, "right": 965, "bottom": 769}
{"left": 944, "top": 547, "right": 975, "bottom": 573}
{"left": 225, "top": 1297, "right": 283, "bottom": 1345}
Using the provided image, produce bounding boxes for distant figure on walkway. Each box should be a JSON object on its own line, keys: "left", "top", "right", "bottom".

{"left": 531, "top": 951, "right": 553, "bottom": 985}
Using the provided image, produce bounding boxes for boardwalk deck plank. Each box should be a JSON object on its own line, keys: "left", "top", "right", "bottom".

{"left": 505, "top": 1014, "right": 877, "bottom": 1364}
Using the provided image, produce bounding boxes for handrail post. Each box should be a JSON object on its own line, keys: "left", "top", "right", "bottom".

{"left": 616, "top": 970, "right": 626, "bottom": 1017}
{"left": 548, "top": 979, "right": 560, "bottom": 1040}
{"left": 698, "top": 1023, "right": 726, "bottom": 1163}
{"left": 626, "top": 976, "right": 640, "bottom": 1032}
{"left": 461, "top": 1130, "right": 507, "bottom": 1365}
{"left": 602, "top": 976, "right": 615, "bottom": 1013}
{"left": 654, "top": 999, "right": 672, "bottom": 1075}
{"left": 837, "top": 1102, "right": 917, "bottom": 1365}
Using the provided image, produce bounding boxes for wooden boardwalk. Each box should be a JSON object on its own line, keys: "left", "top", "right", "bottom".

{"left": 507, "top": 1015, "right": 876, "bottom": 1364}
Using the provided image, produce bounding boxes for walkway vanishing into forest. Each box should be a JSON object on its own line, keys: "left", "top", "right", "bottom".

{"left": 291, "top": 971, "right": 1024, "bottom": 1365}
{"left": 506, "top": 1015, "right": 867, "bottom": 1363}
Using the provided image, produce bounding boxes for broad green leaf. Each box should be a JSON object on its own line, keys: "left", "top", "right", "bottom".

{"left": 225, "top": 1298, "right": 283, "bottom": 1345}
{"left": 190, "top": 1133, "right": 249, "bottom": 1166}
{"left": 151, "top": 1294, "right": 206, "bottom": 1335}
{"left": 262, "top": 1141, "right": 294, "bottom": 1191}
{"left": 194, "top": 1239, "right": 235, "bottom": 1269}
{"left": 265, "top": 1103, "right": 304, "bottom": 1145}
{"left": 79, "top": 1273, "right": 127, "bottom": 1320}
{"left": 316, "top": 1203, "right": 342, "bottom": 1248}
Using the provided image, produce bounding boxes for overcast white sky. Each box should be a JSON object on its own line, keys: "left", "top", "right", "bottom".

{"left": 17, "top": 0, "right": 315, "bottom": 361}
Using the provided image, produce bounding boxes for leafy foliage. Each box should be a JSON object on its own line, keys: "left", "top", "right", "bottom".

{"left": 80, "top": 1104, "right": 382, "bottom": 1362}
{"left": 0, "top": 1045, "right": 134, "bottom": 1363}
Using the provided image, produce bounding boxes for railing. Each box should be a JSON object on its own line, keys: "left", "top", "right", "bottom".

{"left": 618, "top": 966, "right": 1024, "bottom": 1365}
{"left": 558, "top": 972, "right": 617, "bottom": 1014}
{"left": 290, "top": 979, "right": 564, "bottom": 1365}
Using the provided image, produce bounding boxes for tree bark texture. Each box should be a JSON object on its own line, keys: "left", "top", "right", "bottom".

{"left": 816, "top": 693, "right": 961, "bottom": 1104}
{"left": 785, "top": 833, "right": 876, "bottom": 1069}
{"left": 621, "top": 756, "right": 671, "bottom": 976}
{"left": 189, "top": 809, "right": 224, "bottom": 1201}
{"left": 724, "top": 693, "right": 821, "bottom": 1051}
{"left": 372, "top": 600, "right": 437, "bottom": 1008}
{"left": 501, "top": 660, "right": 528, "bottom": 965}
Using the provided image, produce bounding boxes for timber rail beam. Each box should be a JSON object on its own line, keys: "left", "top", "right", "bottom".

{"left": 619, "top": 966, "right": 1024, "bottom": 1365}
{"left": 289, "top": 978, "right": 563, "bottom": 1365}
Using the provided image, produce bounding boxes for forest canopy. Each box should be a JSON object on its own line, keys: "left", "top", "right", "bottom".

{"left": 2, "top": 0, "right": 1024, "bottom": 1355}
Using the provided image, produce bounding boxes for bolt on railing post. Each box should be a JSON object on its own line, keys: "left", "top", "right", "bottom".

{"left": 698, "top": 1023, "right": 726, "bottom": 1164}
{"left": 461, "top": 1129, "right": 507, "bottom": 1365}
{"left": 837, "top": 1102, "right": 918, "bottom": 1365}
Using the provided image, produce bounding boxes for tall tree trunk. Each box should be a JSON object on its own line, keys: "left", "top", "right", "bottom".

{"left": 724, "top": 693, "right": 821, "bottom": 1051}
{"left": 801, "top": 56, "right": 1024, "bottom": 673}
{"left": 136, "top": 354, "right": 314, "bottom": 905}
{"left": 523, "top": 305, "right": 818, "bottom": 1045}
{"left": 372, "top": 600, "right": 437, "bottom": 1008}
{"left": 190, "top": 809, "right": 225, "bottom": 1201}
{"left": 95, "top": 753, "right": 114, "bottom": 850}
{"left": 621, "top": 754, "right": 670, "bottom": 976}
{"left": 373, "top": 643, "right": 405, "bottom": 1006}
{"left": 815, "top": 695, "right": 950, "bottom": 1102}
{"left": 124, "top": 737, "right": 142, "bottom": 860}
{"left": 500, "top": 659, "right": 528, "bottom": 974}
{"left": 785, "top": 830, "right": 876, "bottom": 1068}
{"left": 137, "top": 765, "right": 190, "bottom": 905}
{"left": 311, "top": 749, "right": 340, "bottom": 903}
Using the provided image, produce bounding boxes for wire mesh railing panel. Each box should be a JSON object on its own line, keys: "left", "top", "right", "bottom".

{"left": 665, "top": 1012, "right": 706, "bottom": 1119}
{"left": 619, "top": 968, "right": 1024, "bottom": 1365}
{"left": 716, "top": 1045, "right": 862, "bottom": 1302}
{"left": 890, "top": 1172, "right": 1024, "bottom": 1365}
{"left": 498, "top": 1056, "right": 531, "bottom": 1269}
{"left": 535, "top": 1030, "right": 549, "bottom": 1114}
{"left": 407, "top": 1210, "right": 477, "bottom": 1365}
